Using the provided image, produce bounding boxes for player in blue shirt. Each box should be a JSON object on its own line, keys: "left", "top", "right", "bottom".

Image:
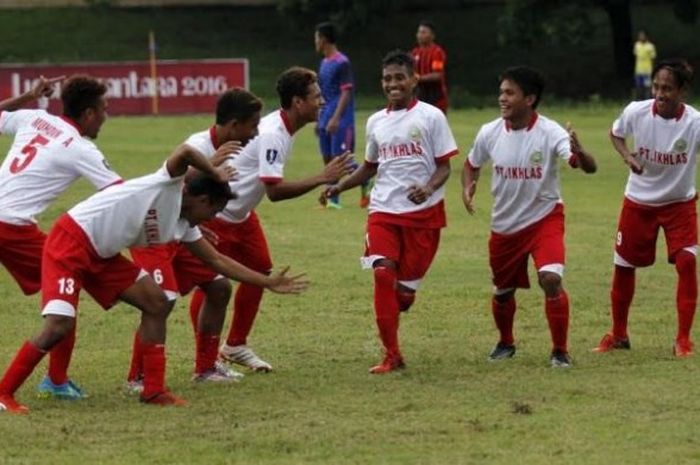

{"left": 314, "top": 22, "right": 369, "bottom": 209}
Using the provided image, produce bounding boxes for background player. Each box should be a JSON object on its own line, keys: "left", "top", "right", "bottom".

{"left": 314, "top": 21, "right": 369, "bottom": 209}
{"left": 188, "top": 67, "right": 352, "bottom": 373}
{"left": 594, "top": 59, "right": 700, "bottom": 357}
{"left": 324, "top": 50, "right": 459, "bottom": 374}
{"left": 462, "top": 66, "right": 596, "bottom": 368}
{"left": 633, "top": 30, "right": 656, "bottom": 100}
{"left": 412, "top": 20, "right": 448, "bottom": 114}
{"left": 0, "top": 75, "right": 123, "bottom": 400}
{"left": 128, "top": 87, "right": 263, "bottom": 387}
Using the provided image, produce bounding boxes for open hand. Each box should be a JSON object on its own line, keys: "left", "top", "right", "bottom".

{"left": 266, "top": 266, "right": 309, "bottom": 294}
{"left": 211, "top": 141, "right": 242, "bottom": 167}
{"left": 31, "top": 75, "right": 65, "bottom": 99}
{"left": 322, "top": 152, "right": 354, "bottom": 183}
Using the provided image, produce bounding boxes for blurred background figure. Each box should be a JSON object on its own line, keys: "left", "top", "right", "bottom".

{"left": 412, "top": 20, "right": 448, "bottom": 114}
{"left": 633, "top": 30, "right": 656, "bottom": 100}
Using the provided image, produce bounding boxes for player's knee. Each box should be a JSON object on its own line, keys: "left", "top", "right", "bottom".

{"left": 675, "top": 250, "right": 696, "bottom": 273}
{"left": 373, "top": 265, "right": 397, "bottom": 288}
{"left": 204, "top": 279, "right": 232, "bottom": 307}
{"left": 493, "top": 289, "right": 515, "bottom": 304}
{"left": 142, "top": 290, "right": 174, "bottom": 318}
{"left": 44, "top": 315, "right": 75, "bottom": 338}
{"left": 538, "top": 272, "right": 562, "bottom": 296}
{"left": 397, "top": 291, "right": 415, "bottom": 312}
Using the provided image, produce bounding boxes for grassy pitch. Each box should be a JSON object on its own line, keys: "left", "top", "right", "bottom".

{"left": 0, "top": 105, "right": 698, "bottom": 465}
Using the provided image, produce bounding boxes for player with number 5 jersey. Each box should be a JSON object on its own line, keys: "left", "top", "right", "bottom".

{"left": 0, "top": 75, "right": 122, "bottom": 401}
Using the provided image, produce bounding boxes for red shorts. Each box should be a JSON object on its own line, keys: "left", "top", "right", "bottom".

{"left": 199, "top": 212, "right": 272, "bottom": 274}
{"left": 41, "top": 215, "right": 143, "bottom": 317}
{"left": 615, "top": 197, "right": 698, "bottom": 267}
{"left": 0, "top": 221, "right": 45, "bottom": 295}
{"left": 130, "top": 242, "right": 221, "bottom": 298}
{"left": 363, "top": 216, "right": 441, "bottom": 289}
{"left": 489, "top": 204, "right": 565, "bottom": 290}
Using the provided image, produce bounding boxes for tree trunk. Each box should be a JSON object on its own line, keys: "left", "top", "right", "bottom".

{"left": 600, "top": 0, "right": 633, "bottom": 81}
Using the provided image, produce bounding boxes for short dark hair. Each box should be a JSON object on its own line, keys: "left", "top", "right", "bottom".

{"left": 499, "top": 66, "right": 545, "bottom": 109}
{"left": 382, "top": 49, "right": 414, "bottom": 74}
{"left": 216, "top": 87, "right": 263, "bottom": 125}
{"left": 418, "top": 20, "right": 436, "bottom": 33}
{"left": 185, "top": 171, "right": 237, "bottom": 203}
{"left": 276, "top": 67, "right": 317, "bottom": 109}
{"left": 61, "top": 75, "right": 107, "bottom": 119}
{"left": 652, "top": 58, "right": 694, "bottom": 90}
{"left": 315, "top": 22, "right": 336, "bottom": 44}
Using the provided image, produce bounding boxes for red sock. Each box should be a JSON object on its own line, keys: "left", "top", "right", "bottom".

{"left": 610, "top": 265, "right": 635, "bottom": 339}
{"left": 675, "top": 251, "right": 697, "bottom": 341}
{"left": 189, "top": 289, "right": 205, "bottom": 335}
{"left": 226, "top": 283, "right": 264, "bottom": 347}
{"left": 126, "top": 331, "right": 143, "bottom": 382}
{"left": 47, "top": 324, "right": 76, "bottom": 385}
{"left": 374, "top": 266, "right": 400, "bottom": 357}
{"left": 195, "top": 333, "right": 220, "bottom": 374}
{"left": 492, "top": 296, "right": 516, "bottom": 345}
{"left": 0, "top": 341, "right": 46, "bottom": 395}
{"left": 141, "top": 343, "right": 166, "bottom": 398}
{"left": 545, "top": 290, "right": 570, "bottom": 352}
{"left": 396, "top": 290, "right": 415, "bottom": 312}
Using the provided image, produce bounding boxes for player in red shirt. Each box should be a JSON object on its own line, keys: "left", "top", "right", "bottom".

{"left": 463, "top": 67, "right": 597, "bottom": 367}
{"left": 324, "top": 50, "right": 459, "bottom": 373}
{"left": 412, "top": 20, "right": 448, "bottom": 114}
{"left": 594, "top": 59, "right": 700, "bottom": 357}
{"left": 0, "top": 75, "right": 123, "bottom": 399}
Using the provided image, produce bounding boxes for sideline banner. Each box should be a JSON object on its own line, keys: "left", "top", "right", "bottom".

{"left": 0, "top": 59, "right": 249, "bottom": 115}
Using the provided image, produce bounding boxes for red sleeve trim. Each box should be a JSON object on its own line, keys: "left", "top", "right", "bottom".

{"left": 464, "top": 159, "right": 480, "bottom": 171}
{"left": 568, "top": 154, "right": 580, "bottom": 169}
{"left": 99, "top": 179, "right": 124, "bottom": 191}
{"left": 340, "top": 83, "right": 354, "bottom": 90}
{"left": 436, "top": 149, "right": 459, "bottom": 160}
{"left": 260, "top": 176, "right": 283, "bottom": 185}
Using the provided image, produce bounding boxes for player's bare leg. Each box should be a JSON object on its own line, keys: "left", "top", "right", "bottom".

{"left": 370, "top": 259, "right": 405, "bottom": 374}
{"left": 119, "top": 276, "right": 185, "bottom": 406}
{"left": 538, "top": 271, "right": 571, "bottom": 367}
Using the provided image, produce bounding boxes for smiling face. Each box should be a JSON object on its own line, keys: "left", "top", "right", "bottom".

{"left": 295, "top": 82, "right": 324, "bottom": 123}
{"left": 498, "top": 79, "right": 535, "bottom": 124}
{"left": 652, "top": 68, "right": 685, "bottom": 119}
{"left": 223, "top": 111, "right": 261, "bottom": 146}
{"left": 382, "top": 63, "right": 418, "bottom": 110}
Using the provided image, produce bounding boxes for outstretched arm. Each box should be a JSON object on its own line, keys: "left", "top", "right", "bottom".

{"left": 323, "top": 161, "right": 377, "bottom": 201}
{"left": 0, "top": 75, "right": 64, "bottom": 113}
{"left": 185, "top": 238, "right": 308, "bottom": 294}
{"left": 265, "top": 152, "right": 353, "bottom": 202}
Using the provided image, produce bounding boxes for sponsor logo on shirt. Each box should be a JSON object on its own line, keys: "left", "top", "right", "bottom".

{"left": 265, "top": 148, "right": 278, "bottom": 164}
{"left": 494, "top": 165, "right": 543, "bottom": 180}
{"left": 637, "top": 146, "right": 688, "bottom": 165}
{"left": 378, "top": 141, "right": 424, "bottom": 160}
{"left": 530, "top": 151, "right": 543, "bottom": 166}
{"left": 409, "top": 126, "right": 421, "bottom": 141}
{"left": 673, "top": 138, "right": 688, "bottom": 152}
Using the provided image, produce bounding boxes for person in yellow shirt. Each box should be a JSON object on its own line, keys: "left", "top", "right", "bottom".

{"left": 634, "top": 30, "right": 656, "bottom": 100}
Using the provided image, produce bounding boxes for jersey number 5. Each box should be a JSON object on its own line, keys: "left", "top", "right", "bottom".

{"left": 10, "top": 134, "right": 50, "bottom": 173}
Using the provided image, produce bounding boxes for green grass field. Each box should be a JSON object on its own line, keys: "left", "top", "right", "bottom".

{"left": 1, "top": 105, "right": 699, "bottom": 465}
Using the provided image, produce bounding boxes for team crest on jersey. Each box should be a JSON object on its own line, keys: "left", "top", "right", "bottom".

{"left": 530, "top": 151, "right": 543, "bottom": 166}
{"left": 673, "top": 138, "right": 688, "bottom": 152}
{"left": 265, "top": 148, "right": 279, "bottom": 164}
{"left": 102, "top": 159, "right": 113, "bottom": 171}
{"left": 409, "top": 126, "right": 421, "bottom": 141}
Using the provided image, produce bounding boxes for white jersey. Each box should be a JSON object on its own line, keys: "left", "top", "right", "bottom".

{"left": 68, "top": 165, "right": 201, "bottom": 258}
{"left": 187, "top": 111, "right": 295, "bottom": 223}
{"left": 468, "top": 113, "right": 575, "bottom": 234}
{"left": 611, "top": 100, "right": 700, "bottom": 206}
{"left": 365, "top": 100, "right": 458, "bottom": 215}
{"left": 0, "top": 109, "right": 121, "bottom": 225}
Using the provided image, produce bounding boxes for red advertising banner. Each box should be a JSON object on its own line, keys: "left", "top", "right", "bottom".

{"left": 0, "top": 59, "right": 249, "bottom": 115}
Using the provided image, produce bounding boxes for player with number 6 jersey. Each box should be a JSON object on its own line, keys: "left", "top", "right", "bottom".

{"left": 0, "top": 75, "right": 122, "bottom": 401}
